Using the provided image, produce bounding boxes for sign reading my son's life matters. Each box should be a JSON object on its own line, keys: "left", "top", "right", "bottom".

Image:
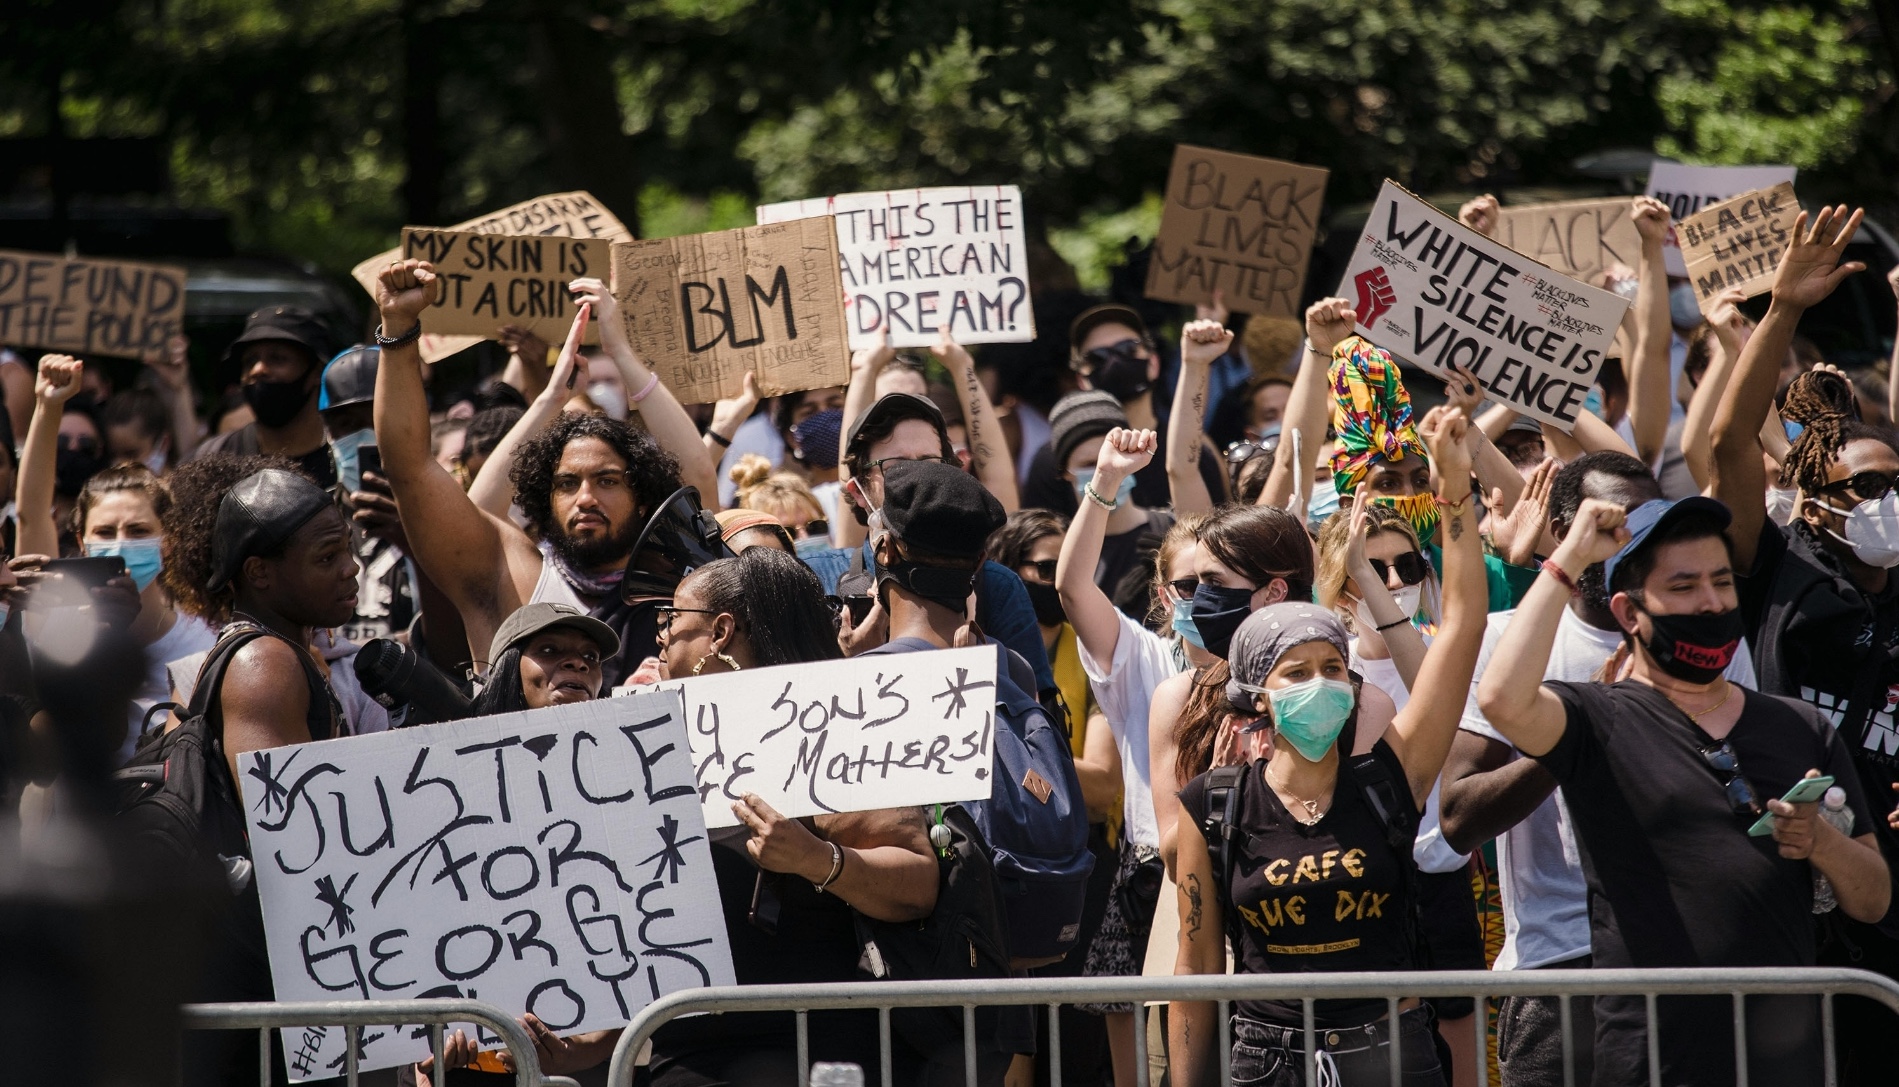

{"left": 617, "top": 645, "right": 1000, "bottom": 829}
{"left": 1337, "top": 181, "right": 1632, "bottom": 432}
{"left": 240, "top": 689, "right": 733, "bottom": 1080}
{"left": 756, "top": 186, "right": 1033, "bottom": 350}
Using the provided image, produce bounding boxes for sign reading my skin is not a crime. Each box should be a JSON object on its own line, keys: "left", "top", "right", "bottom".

{"left": 758, "top": 186, "right": 1034, "bottom": 350}
{"left": 400, "top": 227, "right": 607, "bottom": 344}
{"left": 1337, "top": 180, "right": 1632, "bottom": 432}
{"left": 241, "top": 689, "right": 732, "bottom": 1080}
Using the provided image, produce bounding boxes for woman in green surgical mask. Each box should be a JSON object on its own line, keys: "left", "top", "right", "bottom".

{"left": 1168, "top": 406, "right": 1492, "bottom": 1087}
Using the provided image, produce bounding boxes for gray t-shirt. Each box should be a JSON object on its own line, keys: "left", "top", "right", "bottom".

{"left": 1458, "top": 606, "right": 1756, "bottom": 969}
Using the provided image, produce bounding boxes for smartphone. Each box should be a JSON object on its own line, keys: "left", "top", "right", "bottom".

{"left": 844, "top": 594, "right": 874, "bottom": 626}
{"left": 1747, "top": 775, "right": 1836, "bottom": 836}
{"left": 357, "top": 443, "right": 382, "bottom": 482}
{"left": 43, "top": 556, "right": 127, "bottom": 590}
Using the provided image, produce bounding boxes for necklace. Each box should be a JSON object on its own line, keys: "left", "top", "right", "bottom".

{"left": 1668, "top": 679, "right": 1734, "bottom": 722}
{"left": 1267, "top": 767, "right": 1328, "bottom": 825}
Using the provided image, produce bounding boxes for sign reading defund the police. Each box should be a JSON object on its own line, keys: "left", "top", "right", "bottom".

{"left": 1338, "top": 181, "right": 1631, "bottom": 432}
{"left": 240, "top": 689, "right": 732, "bottom": 1080}
{"left": 0, "top": 250, "right": 186, "bottom": 357}
{"left": 617, "top": 645, "right": 1000, "bottom": 829}
{"left": 757, "top": 186, "right": 1033, "bottom": 350}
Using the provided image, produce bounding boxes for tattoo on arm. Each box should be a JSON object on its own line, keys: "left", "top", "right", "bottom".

{"left": 1184, "top": 872, "right": 1204, "bottom": 937}
{"left": 1447, "top": 511, "right": 1465, "bottom": 541}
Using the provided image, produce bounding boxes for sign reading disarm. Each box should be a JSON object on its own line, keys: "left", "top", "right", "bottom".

{"left": 241, "top": 690, "right": 732, "bottom": 1079}
{"left": 1338, "top": 181, "right": 1631, "bottom": 431}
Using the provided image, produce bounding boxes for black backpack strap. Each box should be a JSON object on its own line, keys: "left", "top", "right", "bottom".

{"left": 196, "top": 625, "right": 340, "bottom": 745}
{"left": 1344, "top": 745, "right": 1428, "bottom": 964}
{"left": 1198, "top": 764, "right": 1248, "bottom": 947}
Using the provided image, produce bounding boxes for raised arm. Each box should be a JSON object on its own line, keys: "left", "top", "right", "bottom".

{"left": 1261, "top": 299, "right": 1353, "bottom": 510}
{"left": 1477, "top": 498, "right": 1628, "bottom": 756}
{"left": 1167, "top": 317, "right": 1232, "bottom": 517}
{"left": 467, "top": 318, "right": 586, "bottom": 517}
{"left": 16, "top": 354, "right": 83, "bottom": 559}
{"left": 1340, "top": 483, "right": 1428, "bottom": 690}
{"left": 1543, "top": 406, "right": 1636, "bottom": 463}
{"left": 373, "top": 260, "right": 516, "bottom": 618}
{"left": 1442, "top": 363, "right": 1523, "bottom": 516}
{"left": 702, "top": 372, "right": 760, "bottom": 462}
{"left": 1887, "top": 268, "right": 1899, "bottom": 427}
{"left": 1681, "top": 288, "right": 1751, "bottom": 490}
{"left": 147, "top": 334, "right": 201, "bottom": 463}
{"left": 1056, "top": 427, "right": 1155, "bottom": 666}
{"left": 578, "top": 278, "right": 719, "bottom": 505}
{"left": 1710, "top": 206, "right": 1865, "bottom": 570}
{"left": 1383, "top": 407, "right": 1488, "bottom": 804}
{"left": 933, "top": 331, "right": 1019, "bottom": 512}
{"left": 1626, "top": 197, "right": 1674, "bottom": 466}
{"left": 834, "top": 327, "right": 895, "bottom": 550}
{"left": 1148, "top": 670, "right": 1195, "bottom": 879}
{"left": 496, "top": 325, "right": 551, "bottom": 403}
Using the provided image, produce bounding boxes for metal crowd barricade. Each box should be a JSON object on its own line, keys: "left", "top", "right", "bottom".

{"left": 179, "top": 998, "right": 567, "bottom": 1087}
{"left": 604, "top": 967, "right": 1899, "bottom": 1087}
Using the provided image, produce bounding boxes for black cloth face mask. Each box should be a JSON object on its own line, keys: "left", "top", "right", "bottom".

{"left": 1190, "top": 582, "right": 1256, "bottom": 660}
{"left": 243, "top": 373, "right": 316, "bottom": 428}
{"left": 1636, "top": 606, "right": 1745, "bottom": 684}
{"left": 1023, "top": 580, "right": 1066, "bottom": 627}
{"left": 1084, "top": 341, "right": 1152, "bottom": 402}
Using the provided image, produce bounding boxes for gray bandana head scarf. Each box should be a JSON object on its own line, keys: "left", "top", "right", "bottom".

{"left": 1226, "top": 602, "right": 1352, "bottom": 705}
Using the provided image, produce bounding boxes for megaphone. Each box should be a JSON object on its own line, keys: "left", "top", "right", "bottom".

{"left": 620, "top": 486, "right": 734, "bottom": 602}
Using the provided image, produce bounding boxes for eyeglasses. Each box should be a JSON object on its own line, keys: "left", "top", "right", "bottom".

{"left": 799, "top": 519, "right": 830, "bottom": 539}
{"left": 1369, "top": 552, "right": 1431, "bottom": 587}
{"left": 1699, "top": 742, "right": 1763, "bottom": 816}
{"left": 863, "top": 455, "right": 959, "bottom": 475}
{"left": 1168, "top": 578, "right": 1200, "bottom": 601}
{"left": 1075, "top": 339, "right": 1144, "bottom": 373}
{"left": 654, "top": 605, "right": 716, "bottom": 636}
{"left": 1820, "top": 471, "right": 1897, "bottom": 504}
{"left": 1020, "top": 559, "right": 1058, "bottom": 582}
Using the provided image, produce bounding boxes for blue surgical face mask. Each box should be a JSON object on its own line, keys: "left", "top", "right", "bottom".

{"left": 1170, "top": 597, "right": 1206, "bottom": 649}
{"left": 1669, "top": 282, "right": 1703, "bottom": 330}
{"left": 1584, "top": 385, "right": 1606, "bottom": 422}
{"left": 330, "top": 427, "right": 375, "bottom": 495}
{"left": 1784, "top": 419, "right": 1806, "bottom": 443}
{"left": 1260, "top": 676, "right": 1356, "bottom": 762}
{"left": 86, "top": 536, "right": 164, "bottom": 592}
{"left": 1305, "top": 485, "right": 1341, "bottom": 529}
{"left": 1074, "top": 466, "right": 1136, "bottom": 508}
{"left": 794, "top": 534, "right": 831, "bottom": 560}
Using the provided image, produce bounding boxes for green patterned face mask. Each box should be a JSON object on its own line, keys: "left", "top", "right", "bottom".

{"left": 1373, "top": 490, "right": 1439, "bottom": 547}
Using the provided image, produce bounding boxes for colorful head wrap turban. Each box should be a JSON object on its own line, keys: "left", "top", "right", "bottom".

{"left": 1328, "top": 336, "right": 1437, "bottom": 543}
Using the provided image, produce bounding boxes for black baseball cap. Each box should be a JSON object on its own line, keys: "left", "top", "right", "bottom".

{"left": 1068, "top": 303, "right": 1148, "bottom": 367}
{"left": 224, "top": 305, "right": 334, "bottom": 369}
{"left": 843, "top": 392, "right": 949, "bottom": 465}
{"left": 208, "top": 468, "right": 337, "bottom": 591}
{"left": 319, "top": 345, "right": 379, "bottom": 412}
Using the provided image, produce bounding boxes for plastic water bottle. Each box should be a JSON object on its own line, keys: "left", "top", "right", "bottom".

{"left": 1813, "top": 787, "right": 1854, "bottom": 914}
{"left": 811, "top": 1063, "right": 866, "bottom": 1087}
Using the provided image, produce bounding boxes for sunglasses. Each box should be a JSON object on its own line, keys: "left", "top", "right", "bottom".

{"left": 799, "top": 519, "right": 830, "bottom": 539}
{"left": 1077, "top": 339, "right": 1144, "bottom": 373}
{"left": 1020, "top": 559, "right": 1058, "bottom": 581}
{"left": 1699, "top": 742, "right": 1763, "bottom": 816}
{"left": 1368, "top": 552, "right": 1430, "bottom": 587}
{"left": 654, "top": 605, "right": 716, "bottom": 636}
{"left": 1168, "top": 577, "right": 1200, "bottom": 601}
{"left": 1821, "top": 471, "right": 1897, "bottom": 504}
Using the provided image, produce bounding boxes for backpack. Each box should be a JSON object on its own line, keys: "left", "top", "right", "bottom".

{"left": 1199, "top": 742, "right": 1424, "bottom": 958}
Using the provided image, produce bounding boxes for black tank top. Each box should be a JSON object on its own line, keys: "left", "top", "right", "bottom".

{"left": 1179, "top": 743, "right": 1418, "bottom": 1027}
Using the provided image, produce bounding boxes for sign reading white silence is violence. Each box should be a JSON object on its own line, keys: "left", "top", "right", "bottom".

{"left": 757, "top": 186, "right": 1033, "bottom": 350}
{"left": 1338, "top": 181, "right": 1631, "bottom": 432}
{"left": 617, "top": 645, "right": 1001, "bottom": 829}
{"left": 240, "top": 689, "right": 732, "bottom": 1079}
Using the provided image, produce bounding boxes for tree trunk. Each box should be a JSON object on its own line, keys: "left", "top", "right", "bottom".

{"left": 401, "top": 0, "right": 445, "bottom": 225}
{"left": 527, "top": 3, "right": 643, "bottom": 237}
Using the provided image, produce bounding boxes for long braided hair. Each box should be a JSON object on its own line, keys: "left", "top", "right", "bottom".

{"left": 1780, "top": 369, "right": 1875, "bottom": 495}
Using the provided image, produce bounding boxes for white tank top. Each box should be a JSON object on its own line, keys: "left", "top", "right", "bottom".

{"left": 529, "top": 555, "right": 590, "bottom": 611}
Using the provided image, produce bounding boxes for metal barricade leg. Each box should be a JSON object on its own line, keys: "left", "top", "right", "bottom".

{"left": 1218, "top": 1000, "right": 1230, "bottom": 1087}
{"left": 1823, "top": 992, "right": 1837, "bottom": 1087}
{"left": 1132, "top": 1003, "right": 1149, "bottom": 1087}
{"left": 260, "top": 1026, "right": 271, "bottom": 1087}
{"left": 1645, "top": 993, "right": 1661, "bottom": 1087}
{"left": 346, "top": 1024, "right": 359, "bottom": 1087}
{"left": 880, "top": 1007, "right": 893, "bottom": 1087}
{"left": 431, "top": 1025, "right": 447, "bottom": 1087}
{"left": 797, "top": 1010, "right": 810, "bottom": 1087}
{"left": 1303, "top": 999, "right": 1317, "bottom": 1086}
{"left": 1047, "top": 1003, "right": 1062, "bottom": 1087}
{"left": 1732, "top": 992, "right": 1748, "bottom": 1087}
{"left": 1559, "top": 993, "right": 1575, "bottom": 1087}
{"left": 1387, "top": 997, "right": 1402, "bottom": 1087}
{"left": 1471, "top": 993, "right": 1485, "bottom": 1087}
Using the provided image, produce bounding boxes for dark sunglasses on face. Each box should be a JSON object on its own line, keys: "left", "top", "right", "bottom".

{"left": 1168, "top": 577, "right": 1200, "bottom": 601}
{"left": 1821, "top": 471, "right": 1897, "bottom": 503}
{"left": 1021, "top": 559, "right": 1058, "bottom": 581}
{"left": 798, "top": 519, "right": 830, "bottom": 539}
{"left": 1078, "top": 339, "right": 1144, "bottom": 374}
{"left": 1368, "top": 551, "right": 1430, "bottom": 587}
{"left": 864, "top": 455, "right": 959, "bottom": 475}
{"left": 1700, "top": 742, "right": 1763, "bottom": 816}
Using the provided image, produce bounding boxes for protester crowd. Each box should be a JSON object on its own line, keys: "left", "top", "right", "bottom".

{"left": 6, "top": 193, "right": 1899, "bottom": 1087}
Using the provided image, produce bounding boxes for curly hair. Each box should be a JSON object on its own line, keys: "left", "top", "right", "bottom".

{"left": 508, "top": 413, "right": 682, "bottom": 542}
{"left": 162, "top": 453, "right": 308, "bottom": 624}
{"left": 1781, "top": 369, "right": 1859, "bottom": 428}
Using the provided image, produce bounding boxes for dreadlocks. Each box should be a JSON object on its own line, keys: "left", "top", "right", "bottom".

{"left": 1781, "top": 368, "right": 1859, "bottom": 427}
{"left": 1784, "top": 414, "right": 1897, "bottom": 497}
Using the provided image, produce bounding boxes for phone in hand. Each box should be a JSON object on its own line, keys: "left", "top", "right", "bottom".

{"left": 43, "top": 556, "right": 128, "bottom": 590}
{"left": 844, "top": 594, "right": 874, "bottom": 626}
{"left": 357, "top": 443, "right": 383, "bottom": 483}
{"left": 1747, "top": 775, "right": 1836, "bottom": 836}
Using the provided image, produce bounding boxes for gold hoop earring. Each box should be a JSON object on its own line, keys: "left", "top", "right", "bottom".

{"left": 693, "top": 653, "right": 742, "bottom": 675}
{"left": 716, "top": 652, "right": 741, "bottom": 672}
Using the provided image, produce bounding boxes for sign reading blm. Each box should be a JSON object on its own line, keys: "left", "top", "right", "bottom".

{"left": 1146, "top": 146, "right": 1330, "bottom": 319}
{"left": 1338, "top": 181, "right": 1631, "bottom": 432}
{"left": 756, "top": 186, "right": 1034, "bottom": 350}
{"left": 0, "top": 250, "right": 186, "bottom": 357}
{"left": 401, "top": 228, "right": 606, "bottom": 344}
{"left": 240, "top": 690, "right": 732, "bottom": 1079}
{"left": 611, "top": 219, "right": 850, "bottom": 404}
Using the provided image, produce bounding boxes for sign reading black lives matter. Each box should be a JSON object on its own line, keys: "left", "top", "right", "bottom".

{"left": 1338, "top": 181, "right": 1631, "bottom": 432}
{"left": 241, "top": 690, "right": 732, "bottom": 1079}
{"left": 616, "top": 646, "right": 1001, "bottom": 827}
{"left": 1145, "top": 146, "right": 1329, "bottom": 319}
{"left": 757, "top": 186, "right": 1033, "bottom": 350}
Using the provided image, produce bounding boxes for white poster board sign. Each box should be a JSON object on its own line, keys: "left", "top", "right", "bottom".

{"left": 757, "top": 186, "right": 1034, "bottom": 350}
{"left": 240, "top": 690, "right": 732, "bottom": 1079}
{"left": 1644, "top": 163, "right": 1798, "bottom": 276}
{"left": 1337, "top": 180, "right": 1631, "bottom": 432}
{"left": 618, "top": 646, "right": 1000, "bottom": 828}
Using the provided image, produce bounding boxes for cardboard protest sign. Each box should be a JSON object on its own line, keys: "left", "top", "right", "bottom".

{"left": 399, "top": 228, "right": 606, "bottom": 344}
{"left": 1644, "top": 163, "right": 1797, "bottom": 276}
{"left": 618, "top": 646, "right": 999, "bottom": 828}
{"left": 351, "top": 191, "right": 632, "bottom": 362}
{"left": 1145, "top": 146, "right": 1329, "bottom": 319}
{"left": 0, "top": 250, "right": 186, "bottom": 357}
{"left": 758, "top": 186, "right": 1034, "bottom": 350}
{"left": 1494, "top": 198, "right": 1642, "bottom": 285}
{"left": 1677, "top": 182, "right": 1799, "bottom": 316}
{"left": 611, "top": 219, "right": 850, "bottom": 403}
{"left": 241, "top": 690, "right": 732, "bottom": 1079}
{"left": 1338, "top": 181, "right": 1632, "bottom": 431}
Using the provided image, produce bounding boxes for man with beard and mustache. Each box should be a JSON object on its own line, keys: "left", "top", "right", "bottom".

{"left": 370, "top": 260, "right": 697, "bottom": 687}
{"left": 191, "top": 305, "right": 339, "bottom": 487}
{"left": 1437, "top": 452, "right": 1758, "bottom": 1087}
